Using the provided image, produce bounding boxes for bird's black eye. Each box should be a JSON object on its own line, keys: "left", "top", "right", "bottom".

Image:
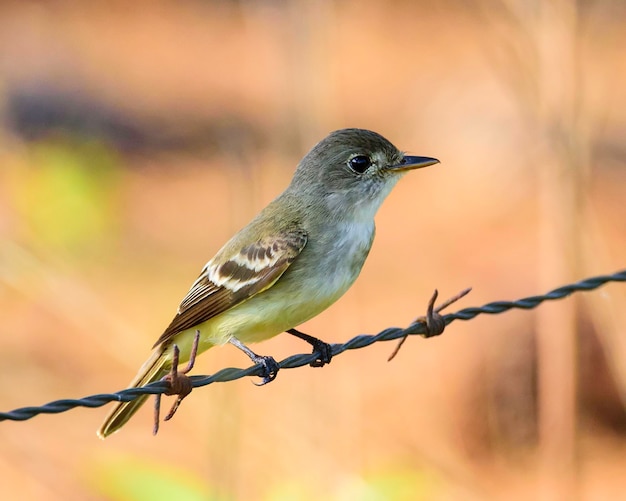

{"left": 348, "top": 155, "right": 371, "bottom": 174}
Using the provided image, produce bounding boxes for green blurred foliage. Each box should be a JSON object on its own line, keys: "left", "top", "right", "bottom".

{"left": 88, "top": 454, "right": 217, "bottom": 501}
{"left": 334, "top": 468, "right": 440, "bottom": 501}
{"left": 263, "top": 466, "right": 440, "bottom": 501}
{"left": 88, "top": 454, "right": 438, "bottom": 501}
{"left": 10, "top": 139, "right": 122, "bottom": 255}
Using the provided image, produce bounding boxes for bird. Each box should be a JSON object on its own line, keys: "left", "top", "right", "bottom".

{"left": 97, "top": 128, "right": 439, "bottom": 438}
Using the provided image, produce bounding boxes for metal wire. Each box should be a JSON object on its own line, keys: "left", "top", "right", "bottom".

{"left": 1, "top": 269, "right": 624, "bottom": 423}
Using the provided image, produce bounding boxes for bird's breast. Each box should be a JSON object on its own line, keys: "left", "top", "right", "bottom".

{"left": 302, "top": 220, "right": 375, "bottom": 296}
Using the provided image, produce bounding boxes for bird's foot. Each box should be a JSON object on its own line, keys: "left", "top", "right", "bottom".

{"left": 229, "top": 337, "right": 280, "bottom": 385}
{"left": 287, "top": 328, "right": 333, "bottom": 367}
{"left": 388, "top": 287, "right": 472, "bottom": 361}
{"left": 153, "top": 330, "right": 200, "bottom": 435}
{"left": 250, "top": 355, "right": 280, "bottom": 386}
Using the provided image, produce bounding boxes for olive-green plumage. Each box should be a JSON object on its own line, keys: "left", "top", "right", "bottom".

{"left": 98, "top": 129, "right": 438, "bottom": 438}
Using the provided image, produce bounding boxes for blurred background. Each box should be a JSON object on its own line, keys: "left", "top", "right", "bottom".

{"left": 0, "top": 1, "right": 625, "bottom": 500}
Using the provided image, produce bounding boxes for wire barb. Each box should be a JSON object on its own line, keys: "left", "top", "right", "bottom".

{"left": 0, "top": 270, "right": 624, "bottom": 425}
{"left": 387, "top": 287, "right": 472, "bottom": 361}
{"left": 153, "top": 330, "right": 200, "bottom": 435}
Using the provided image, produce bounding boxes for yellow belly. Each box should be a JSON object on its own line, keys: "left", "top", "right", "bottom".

{"left": 165, "top": 265, "right": 355, "bottom": 364}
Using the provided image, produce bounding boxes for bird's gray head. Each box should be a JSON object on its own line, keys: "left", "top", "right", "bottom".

{"left": 289, "top": 128, "right": 439, "bottom": 220}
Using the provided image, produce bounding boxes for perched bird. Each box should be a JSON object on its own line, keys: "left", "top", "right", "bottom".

{"left": 97, "top": 128, "right": 438, "bottom": 438}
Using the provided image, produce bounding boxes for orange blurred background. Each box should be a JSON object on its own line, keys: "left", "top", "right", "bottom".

{"left": 0, "top": 1, "right": 625, "bottom": 500}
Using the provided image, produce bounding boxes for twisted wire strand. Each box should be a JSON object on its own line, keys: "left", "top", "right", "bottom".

{"left": 1, "top": 269, "right": 624, "bottom": 423}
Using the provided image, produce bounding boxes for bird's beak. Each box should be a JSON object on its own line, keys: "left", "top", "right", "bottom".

{"left": 388, "top": 155, "right": 439, "bottom": 172}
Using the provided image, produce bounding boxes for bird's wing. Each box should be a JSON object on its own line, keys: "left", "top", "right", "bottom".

{"left": 152, "top": 229, "right": 308, "bottom": 348}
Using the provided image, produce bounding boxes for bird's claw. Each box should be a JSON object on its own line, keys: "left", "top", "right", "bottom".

{"left": 287, "top": 328, "right": 333, "bottom": 367}
{"left": 308, "top": 339, "right": 333, "bottom": 367}
{"left": 252, "top": 355, "right": 280, "bottom": 386}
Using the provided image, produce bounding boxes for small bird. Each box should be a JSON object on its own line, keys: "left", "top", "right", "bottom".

{"left": 97, "top": 128, "right": 438, "bottom": 438}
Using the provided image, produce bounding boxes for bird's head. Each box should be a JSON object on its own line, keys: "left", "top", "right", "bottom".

{"left": 290, "top": 128, "right": 439, "bottom": 219}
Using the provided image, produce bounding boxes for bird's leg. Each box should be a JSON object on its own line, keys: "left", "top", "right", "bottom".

{"left": 229, "top": 337, "right": 280, "bottom": 386}
{"left": 153, "top": 330, "right": 200, "bottom": 435}
{"left": 287, "top": 328, "right": 333, "bottom": 367}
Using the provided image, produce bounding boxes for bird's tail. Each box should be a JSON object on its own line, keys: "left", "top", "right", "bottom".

{"left": 97, "top": 347, "right": 169, "bottom": 439}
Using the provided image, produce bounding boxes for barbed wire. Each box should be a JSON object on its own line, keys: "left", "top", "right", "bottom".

{"left": 1, "top": 269, "right": 624, "bottom": 424}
